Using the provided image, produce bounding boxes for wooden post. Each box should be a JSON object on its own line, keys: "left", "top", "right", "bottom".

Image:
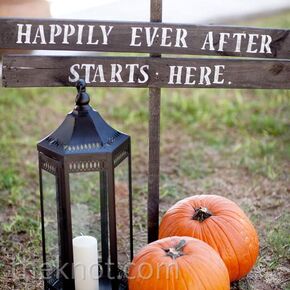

{"left": 148, "top": 0, "right": 162, "bottom": 243}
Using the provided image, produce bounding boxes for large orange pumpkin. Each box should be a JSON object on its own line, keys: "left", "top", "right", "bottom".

{"left": 129, "top": 236, "right": 230, "bottom": 290}
{"left": 159, "top": 195, "right": 259, "bottom": 282}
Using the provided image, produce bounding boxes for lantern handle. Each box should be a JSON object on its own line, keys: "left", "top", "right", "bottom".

{"left": 75, "top": 79, "right": 90, "bottom": 106}
{"left": 76, "top": 79, "right": 86, "bottom": 92}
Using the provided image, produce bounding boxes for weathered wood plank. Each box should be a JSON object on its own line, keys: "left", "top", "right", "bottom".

{"left": 148, "top": 0, "right": 162, "bottom": 244}
{"left": 0, "top": 18, "right": 289, "bottom": 59}
{"left": 3, "top": 55, "right": 290, "bottom": 89}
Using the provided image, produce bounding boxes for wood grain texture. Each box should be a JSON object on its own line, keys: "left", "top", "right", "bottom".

{"left": 0, "top": 18, "right": 289, "bottom": 59}
{"left": 3, "top": 55, "right": 290, "bottom": 89}
{"left": 148, "top": 0, "right": 162, "bottom": 243}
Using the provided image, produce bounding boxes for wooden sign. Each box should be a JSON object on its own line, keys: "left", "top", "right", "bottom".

{"left": 0, "top": 18, "right": 289, "bottom": 59}
{"left": 3, "top": 55, "right": 290, "bottom": 89}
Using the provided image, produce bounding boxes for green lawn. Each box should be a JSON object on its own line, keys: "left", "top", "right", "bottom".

{"left": 0, "top": 11, "right": 290, "bottom": 290}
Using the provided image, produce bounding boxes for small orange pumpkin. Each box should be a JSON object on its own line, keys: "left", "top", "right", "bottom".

{"left": 159, "top": 195, "right": 259, "bottom": 282}
{"left": 129, "top": 236, "right": 230, "bottom": 290}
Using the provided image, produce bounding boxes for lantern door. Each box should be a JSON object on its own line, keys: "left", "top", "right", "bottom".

{"left": 68, "top": 158, "right": 109, "bottom": 281}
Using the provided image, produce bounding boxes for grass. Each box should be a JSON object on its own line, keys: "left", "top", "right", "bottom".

{"left": 0, "top": 10, "right": 290, "bottom": 290}
{"left": 267, "top": 213, "right": 290, "bottom": 268}
{"left": 162, "top": 89, "right": 289, "bottom": 179}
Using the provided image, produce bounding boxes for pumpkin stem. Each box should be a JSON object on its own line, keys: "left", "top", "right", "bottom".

{"left": 164, "top": 239, "right": 186, "bottom": 259}
{"left": 192, "top": 207, "right": 212, "bottom": 222}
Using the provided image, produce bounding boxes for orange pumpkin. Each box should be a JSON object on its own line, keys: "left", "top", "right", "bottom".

{"left": 129, "top": 236, "right": 230, "bottom": 290}
{"left": 159, "top": 195, "right": 259, "bottom": 282}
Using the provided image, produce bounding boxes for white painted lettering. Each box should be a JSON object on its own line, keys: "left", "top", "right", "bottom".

{"left": 76, "top": 25, "right": 84, "bottom": 45}
{"left": 201, "top": 32, "right": 215, "bottom": 51}
{"left": 126, "top": 64, "right": 139, "bottom": 83}
{"left": 199, "top": 67, "right": 212, "bottom": 86}
{"left": 92, "top": 65, "right": 106, "bottom": 83}
{"left": 185, "top": 67, "right": 197, "bottom": 85}
{"left": 130, "top": 27, "right": 142, "bottom": 47}
{"left": 111, "top": 64, "right": 123, "bottom": 83}
{"left": 169, "top": 66, "right": 183, "bottom": 84}
{"left": 32, "top": 25, "right": 46, "bottom": 44}
{"left": 233, "top": 33, "right": 247, "bottom": 52}
{"left": 161, "top": 28, "right": 173, "bottom": 47}
{"left": 213, "top": 65, "right": 225, "bottom": 84}
{"left": 139, "top": 65, "right": 150, "bottom": 83}
{"left": 16, "top": 24, "right": 32, "bottom": 44}
{"left": 145, "top": 27, "right": 159, "bottom": 47}
{"left": 100, "top": 25, "right": 113, "bottom": 45}
{"left": 63, "top": 24, "right": 75, "bottom": 44}
{"left": 260, "top": 34, "right": 272, "bottom": 54}
{"left": 69, "top": 64, "right": 80, "bottom": 82}
{"left": 175, "top": 28, "right": 188, "bottom": 48}
{"left": 218, "top": 33, "right": 230, "bottom": 52}
{"left": 87, "top": 25, "right": 99, "bottom": 45}
{"left": 81, "top": 64, "right": 95, "bottom": 83}
{"left": 247, "top": 34, "right": 259, "bottom": 53}
{"left": 49, "top": 24, "right": 62, "bottom": 44}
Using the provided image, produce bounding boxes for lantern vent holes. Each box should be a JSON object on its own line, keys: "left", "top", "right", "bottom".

{"left": 65, "top": 142, "right": 101, "bottom": 152}
{"left": 46, "top": 137, "right": 62, "bottom": 147}
{"left": 41, "top": 162, "right": 57, "bottom": 175}
{"left": 107, "top": 132, "right": 122, "bottom": 145}
{"left": 68, "top": 161, "right": 105, "bottom": 172}
{"left": 45, "top": 133, "right": 122, "bottom": 153}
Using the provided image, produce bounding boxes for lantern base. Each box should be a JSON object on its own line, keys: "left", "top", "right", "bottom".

{"left": 44, "top": 269, "right": 128, "bottom": 290}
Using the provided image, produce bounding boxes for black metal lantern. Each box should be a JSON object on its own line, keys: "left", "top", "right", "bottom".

{"left": 37, "top": 80, "right": 133, "bottom": 290}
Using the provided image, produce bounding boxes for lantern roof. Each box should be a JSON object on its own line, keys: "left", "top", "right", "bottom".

{"left": 37, "top": 80, "right": 129, "bottom": 159}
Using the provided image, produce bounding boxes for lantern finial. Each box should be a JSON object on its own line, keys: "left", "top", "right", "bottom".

{"left": 75, "top": 79, "right": 90, "bottom": 106}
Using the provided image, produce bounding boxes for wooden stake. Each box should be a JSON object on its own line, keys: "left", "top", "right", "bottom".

{"left": 148, "top": 0, "right": 162, "bottom": 243}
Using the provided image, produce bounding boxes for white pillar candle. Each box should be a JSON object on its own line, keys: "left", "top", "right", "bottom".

{"left": 73, "top": 236, "right": 99, "bottom": 290}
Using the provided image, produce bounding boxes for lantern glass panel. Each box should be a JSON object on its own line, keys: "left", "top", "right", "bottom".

{"left": 115, "top": 159, "right": 131, "bottom": 271}
{"left": 69, "top": 171, "right": 104, "bottom": 256}
{"left": 42, "top": 169, "right": 59, "bottom": 273}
